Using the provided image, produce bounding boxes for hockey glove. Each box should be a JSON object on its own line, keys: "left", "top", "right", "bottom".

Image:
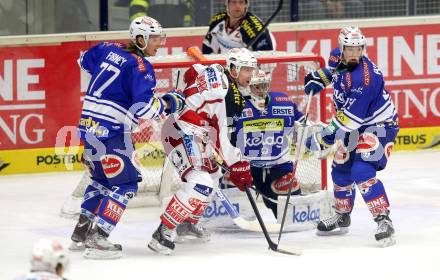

{"left": 304, "top": 68, "right": 332, "bottom": 96}
{"left": 305, "top": 132, "right": 332, "bottom": 153}
{"left": 163, "top": 89, "right": 185, "bottom": 114}
{"left": 229, "top": 161, "right": 253, "bottom": 192}
{"left": 328, "top": 47, "right": 342, "bottom": 72}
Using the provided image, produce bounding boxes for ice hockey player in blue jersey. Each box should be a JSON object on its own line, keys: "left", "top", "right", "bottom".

{"left": 68, "top": 16, "right": 185, "bottom": 259}
{"left": 234, "top": 70, "right": 305, "bottom": 218}
{"left": 304, "top": 26, "right": 398, "bottom": 247}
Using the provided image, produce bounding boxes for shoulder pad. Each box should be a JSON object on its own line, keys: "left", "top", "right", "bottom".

{"left": 209, "top": 12, "right": 227, "bottom": 29}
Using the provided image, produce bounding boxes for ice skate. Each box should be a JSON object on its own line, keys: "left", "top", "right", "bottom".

{"left": 176, "top": 220, "right": 211, "bottom": 243}
{"left": 374, "top": 214, "right": 396, "bottom": 247}
{"left": 148, "top": 222, "right": 176, "bottom": 255}
{"left": 83, "top": 227, "right": 122, "bottom": 259}
{"left": 316, "top": 213, "right": 351, "bottom": 236}
{"left": 69, "top": 214, "right": 92, "bottom": 252}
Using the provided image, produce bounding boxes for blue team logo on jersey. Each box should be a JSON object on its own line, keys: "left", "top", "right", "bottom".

{"left": 242, "top": 108, "right": 253, "bottom": 118}
{"left": 145, "top": 73, "right": 154, "bottom": 81}
{"left": 272, "top": 106, "right": 293, "bottom": 116}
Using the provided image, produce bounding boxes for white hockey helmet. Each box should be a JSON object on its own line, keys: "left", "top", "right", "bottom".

{"left": 225, "top": 0, "right": 249, "bottom": 17}
{"left": 129, "top": 16, "right": 165, "bottom": 50}
{"left": 30, "top": 239, "right": 69, "bottom": 273}
{"left": 338, "top": 26, "right": 366, "bottom": 55}
{"left": 249, "top": 70, "right": 271, "bottom": 110}
{"left": 226, "top": 48, "right": 257, "bottom": 74}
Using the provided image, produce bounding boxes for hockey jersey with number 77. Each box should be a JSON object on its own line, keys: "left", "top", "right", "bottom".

{"left": 77, "top": 42, "right": 166, "bottom": 140}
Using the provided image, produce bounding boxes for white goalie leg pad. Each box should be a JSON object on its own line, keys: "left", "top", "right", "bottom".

{"left": 60, "top": 196, "right": 83, "bottom": 219}
{"left": 60, "top": 172, "right": 90, "bottom": 218}
{"left": 277, "top": 190, "right": 334, "bottom": 231}
{"left": 161, "top": 169, "right": 220, "bottom": 229}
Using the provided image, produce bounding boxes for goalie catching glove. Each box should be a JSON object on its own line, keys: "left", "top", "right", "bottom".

{"left": 228, "top": 161, "right": 253, "bottom": 191}
{"left": 162, "top": 89, "right": 185, "bottom": 114}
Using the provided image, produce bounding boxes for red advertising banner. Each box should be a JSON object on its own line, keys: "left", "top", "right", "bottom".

{"left": 1, "top": 24, "right": 440, "bottom": 152}
{"left": 273, "top": 24, "right": 440, "bottom": 129}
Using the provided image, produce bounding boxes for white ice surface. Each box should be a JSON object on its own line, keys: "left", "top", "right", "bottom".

{"left": 1, "top": 150, "right": 439, "bottom": 280}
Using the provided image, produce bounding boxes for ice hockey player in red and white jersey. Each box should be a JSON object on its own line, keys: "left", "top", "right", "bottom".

{"left": 148, "top": 48, "right": 257, "bottom": 255}
{"left": 15, "top": 239, "right": 69, "bottom": 280}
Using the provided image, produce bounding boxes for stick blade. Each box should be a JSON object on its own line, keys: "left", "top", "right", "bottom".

{"left": 275, "top": 245, "right": 303, "bottom": 256}
{"left": 269, "top": 242, "right": 303, "bottom": 256}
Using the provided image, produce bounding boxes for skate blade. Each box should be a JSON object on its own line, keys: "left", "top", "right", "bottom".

{"left": 378, "top": 236, "right": 396, "bottom": 247}
{"left": 83, "top": 248, "right": 122, "bottom": 259}
{"left": 316, "top": 227, "right": 349, "bottom": 236}
{"left": 175, "top": 235, "right": 210, "bottom": 244}
{"left": 148, "top": 240, "right": 173, "bottom": 255}
{"left": 68, "top": 242, "right": 85, "bottom": 252}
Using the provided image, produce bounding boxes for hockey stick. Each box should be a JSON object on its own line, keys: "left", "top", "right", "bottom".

{"left": 218, "top": 164, "right": 302, "bottom": 256}
{"left": 243, "top": 185, "right": 302, "bottom": 255}
{"left": 246, "top": 0, "right": 283, "bottom": 49}
{"left": 216, "top": 188, "right": 281, "bottom": 232}
{"left": 277, "top": 92, "right": 314, "bottom": 245}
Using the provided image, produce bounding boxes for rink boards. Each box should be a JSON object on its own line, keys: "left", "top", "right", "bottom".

{"left": 1, "top": 16, "right": 440, "bottom": 175}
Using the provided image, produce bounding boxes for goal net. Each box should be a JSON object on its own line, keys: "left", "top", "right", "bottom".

{"left": 129, "top": 50, "right": 328, "bottom": 207}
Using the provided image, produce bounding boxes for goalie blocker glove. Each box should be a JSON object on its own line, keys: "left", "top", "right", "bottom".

{"left": 228, "top": 161, "right": 253, "bottom": 191}
{"left": 162, "top": 89, "right": 185, "bottom": 114}
{"left": 304, "top": 67, "right": 332, "bottom": 95}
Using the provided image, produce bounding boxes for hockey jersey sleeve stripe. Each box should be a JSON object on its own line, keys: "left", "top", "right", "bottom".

{"left": 82, "top": 110, "right": 120, "bottom": 124}
{"left": 333, "top": 110, "right": 361, "bottom": 131}
{"left": 83, "top": 99, "right": 138, "bottom": 126}
{"left": 85, "top": 96, "right": 136, "bottom": 123}
{"left": 135, "top": 98, "right": 155, "bottom": 116}
{"left": 363, "top": 106, "right": 397, "bottom": 126}
{"left": 343, "top": 109, "right": 364, "bottom": 124}
{"left": 332, "top": 117, "right": 353, "bottom": 132}
{"left": 135, "top": 97, "right": 165, "bottom": 120}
